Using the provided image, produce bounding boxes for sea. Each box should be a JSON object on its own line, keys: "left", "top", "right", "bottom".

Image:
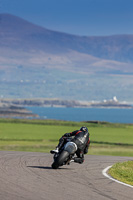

{"left": 26, "top": 106, "right": 133, "bottom": 124}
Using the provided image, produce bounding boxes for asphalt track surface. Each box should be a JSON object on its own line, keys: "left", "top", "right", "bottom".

{"left": 0, "top": 151, "right": 132, "bottom": 200}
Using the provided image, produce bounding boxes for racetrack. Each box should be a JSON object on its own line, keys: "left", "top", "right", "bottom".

{"left": 0, "top": 151, "right": 132, "bottom": 200}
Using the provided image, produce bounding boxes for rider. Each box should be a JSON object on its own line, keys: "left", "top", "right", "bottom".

{"left": 50, "top": 126, "right": 90, "bottom": 164}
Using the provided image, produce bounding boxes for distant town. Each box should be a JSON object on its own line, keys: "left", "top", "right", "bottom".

{"left": 0, "top": 97, "right": 132, "bottom": 118}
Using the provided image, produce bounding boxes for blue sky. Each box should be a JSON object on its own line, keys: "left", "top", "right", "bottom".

{"left": 0, "top": 0, "right": 133, "bottom": 36}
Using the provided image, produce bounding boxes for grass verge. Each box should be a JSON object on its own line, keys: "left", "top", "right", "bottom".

{"left": 109, "top": 161, "right": 133, "bottom": 186}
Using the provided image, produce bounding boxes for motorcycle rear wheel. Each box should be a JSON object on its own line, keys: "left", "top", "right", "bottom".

{"left": 52, "top": 150, "right": 69, "bottom": 169}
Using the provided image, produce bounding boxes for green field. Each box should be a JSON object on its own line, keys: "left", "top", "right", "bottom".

{"left": 0, "top": 118, "right": 133, "bottom": 156}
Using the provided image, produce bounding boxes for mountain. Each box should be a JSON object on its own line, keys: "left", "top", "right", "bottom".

{"left": 0, "top": 13, "right": 133, "bottom": 73}
{"left": 0, "top": 13, "right": 133, "bottom": 101}
{"left": 1, "top": 13, "right": 133, "bottom": 61}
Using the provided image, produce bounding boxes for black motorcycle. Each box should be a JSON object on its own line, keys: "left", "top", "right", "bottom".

{"left": 51, "top": 138, "right": 77, "bottom": 169}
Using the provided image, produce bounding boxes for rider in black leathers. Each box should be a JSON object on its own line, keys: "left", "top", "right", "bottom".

{"left": 50, "top": 126, "right": 90, "bottom": 164}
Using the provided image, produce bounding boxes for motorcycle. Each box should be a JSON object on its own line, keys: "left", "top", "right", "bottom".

{"left": 51, "top": 138, "right": 77, "bottom": 169}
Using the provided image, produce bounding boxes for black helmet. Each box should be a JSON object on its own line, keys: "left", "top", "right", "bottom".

{"left": 80, "top": 126, "right": 88, "bottom": 133}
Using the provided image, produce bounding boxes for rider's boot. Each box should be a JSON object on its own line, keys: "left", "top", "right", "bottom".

{"left": 74, "top": 157, "right": 84, "bottom": 164}
{"left": 50, "top": 147, "right": 59, "bottom": 154}
{"left": 50, "top": 137, "right": 65, "bottom": 154}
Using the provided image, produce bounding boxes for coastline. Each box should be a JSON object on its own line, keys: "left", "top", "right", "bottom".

{"left": 0, "top": 97, "right": 132, "bottom": 109}
{"left": 0, "top": 103, "right": 38, "bottom": 118}
{"left": 0, "top": 97, "right": 132, "bottom": 119}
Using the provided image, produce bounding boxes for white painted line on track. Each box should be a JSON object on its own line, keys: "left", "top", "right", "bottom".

{"left": 102, "top": 165, "right": 133, "bottom": 189}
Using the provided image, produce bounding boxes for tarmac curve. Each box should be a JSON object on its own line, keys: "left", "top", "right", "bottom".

{"left": 0, "top": 151, "right": 132, "bottom": 200}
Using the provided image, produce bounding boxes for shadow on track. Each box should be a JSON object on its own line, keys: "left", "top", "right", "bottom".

{"left": 27, "top": 166, "right": 73, "bottom": 170}
{"left": 27, "top": 166, "right": 52, "bottom": 169}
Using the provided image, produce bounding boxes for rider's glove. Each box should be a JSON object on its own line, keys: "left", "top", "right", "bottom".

{"left": 64, "top": 133, "right": 71, "bottom": 137}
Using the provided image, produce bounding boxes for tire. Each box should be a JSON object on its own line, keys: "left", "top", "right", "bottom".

{"left": 51, "top": 151, "right": 69, "bottom": 169}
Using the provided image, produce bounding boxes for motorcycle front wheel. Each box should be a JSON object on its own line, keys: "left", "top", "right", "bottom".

{"left": 52, "top": 150, "right": 69, "bottom": 169}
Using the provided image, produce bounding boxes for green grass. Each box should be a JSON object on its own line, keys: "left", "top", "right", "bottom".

{"left": 109, "top": 161, "right": 133, "bottom": 186}
{"left": 0, "top": 118, "right": 133, "bottom": 156}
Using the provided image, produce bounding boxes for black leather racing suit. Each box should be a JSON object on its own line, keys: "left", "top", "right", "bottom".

{"left": 58, "top": 130, "right": 90, "bottom": 164}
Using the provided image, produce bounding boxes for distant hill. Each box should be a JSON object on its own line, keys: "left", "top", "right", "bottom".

{"left": 0, "top": 13, "right": 133, "bottom": 74}
{"left": 0, "top": 13, "right": 132, "bottom": 63}
{"left": 0, "top": 13, "right": 133, "bottom": 101}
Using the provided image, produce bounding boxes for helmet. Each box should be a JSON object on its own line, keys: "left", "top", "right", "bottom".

{"left": 80, "top": 126, "right": 88, "bottom": 133}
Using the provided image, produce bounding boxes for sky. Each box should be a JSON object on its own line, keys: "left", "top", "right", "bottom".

{"left": 0, "top": 0, "right": 133, "bottom": 36}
